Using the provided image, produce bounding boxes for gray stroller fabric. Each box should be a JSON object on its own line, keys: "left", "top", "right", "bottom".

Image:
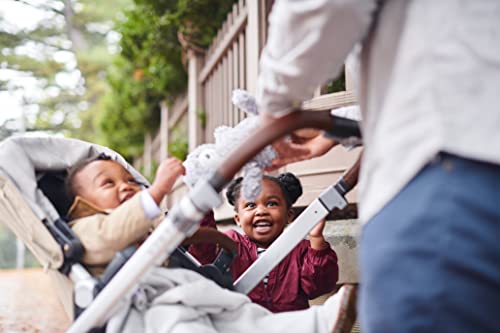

{"left": 0, "top": 176, "right": 63, "bottom": 268}
{"left": 107, "top": 267, "right": 340, "bottom": 333}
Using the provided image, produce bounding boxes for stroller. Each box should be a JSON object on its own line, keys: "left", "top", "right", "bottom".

{"left": 0, "top": 109, "right": 360, "bottom": 332}
{"left": 0, "top": 136, "right": 236, "bottom": 320}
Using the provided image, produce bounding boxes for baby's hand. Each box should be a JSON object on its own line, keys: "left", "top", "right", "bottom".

{"left": 149, "top": 158, "right": 186, "bottom": 204}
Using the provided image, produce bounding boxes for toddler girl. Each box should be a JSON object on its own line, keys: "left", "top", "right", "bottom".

{"left": 189, "top": 172, "right": 339, "bottom": 312}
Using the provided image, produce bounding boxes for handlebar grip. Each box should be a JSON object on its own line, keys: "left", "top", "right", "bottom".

{"left": 334, "top": 153, "right": 362, "bottom": 196}
{"left": 325, "top": 115, "right": 362, "bottom": 141}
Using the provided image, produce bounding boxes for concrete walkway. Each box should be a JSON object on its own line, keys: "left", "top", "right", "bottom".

{"left": 0, "top": 268, "right": 70, "bottom": 332}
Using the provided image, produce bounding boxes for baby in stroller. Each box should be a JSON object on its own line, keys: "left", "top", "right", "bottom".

{"left": 65, "top": 153, "right": 184, "bottom": 275}
{"left": 0, "top": 135, "right": 357, "bottom": 332}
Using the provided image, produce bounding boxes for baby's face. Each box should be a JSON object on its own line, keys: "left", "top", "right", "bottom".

{"left": 73, "top": 160, "right": 141, "bottom": 210}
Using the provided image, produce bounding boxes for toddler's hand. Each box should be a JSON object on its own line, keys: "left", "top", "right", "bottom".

{"left": 308, "top": 219, "right": 329, "bottom": 250}
{"left": 309, "top": 218, "right": 326, "bottom": 238}
{"left": 149, "top": 158, "right": 186, "bottom": 204}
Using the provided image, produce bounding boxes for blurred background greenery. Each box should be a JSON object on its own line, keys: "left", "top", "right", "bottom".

{"left": 0, "top": 0, "right": 236, "bottom": 158}
{"left": 0, "top": 0, "right": 236, "bottom": 268}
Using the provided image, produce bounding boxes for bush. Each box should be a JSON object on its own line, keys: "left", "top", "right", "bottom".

{"left": 100, "top": 0, "right": 236, "bottom": 159}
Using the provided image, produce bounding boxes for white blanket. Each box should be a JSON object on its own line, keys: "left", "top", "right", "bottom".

{"left": 107, "top": 268, "right": 342, "bottom": 333}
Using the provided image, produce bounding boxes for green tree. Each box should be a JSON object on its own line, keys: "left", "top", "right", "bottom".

{"left": 100, "top": 0, "right": 236, "bottom": 158}
{"left": 0, "top": 0, "right": 130, "bottom": 141}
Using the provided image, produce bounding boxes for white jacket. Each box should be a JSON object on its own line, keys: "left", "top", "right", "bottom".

{"left": 257, "top": 0, "right": 500, "bottom": 222}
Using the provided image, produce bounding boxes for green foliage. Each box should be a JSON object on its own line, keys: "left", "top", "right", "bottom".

{"left": 168, "top": 127, "right": 189, "bottom": 161}
{"left": 0, "top": 54, "right": 65, "bottom": 81}
{"left": 100, "top": 0, "right": 236, "bottom": 158}
{"left": 0, "top": 30, "right": 25, "bottom": 49}
{"left": 0, "top": 0, "right": 130, "bottom": 142}
{"left": 95, "top": 55, "right": 161, "bottom": 158}
{"left": 168, "top": 140, "right": 188, "bottom": 161}
{"left": 174, "top": 0, "right": 238, "bottom": 48}
{"left": 146, "top": 159, "right": 160, "bottom": 183}
{"left": 326, "top": 69, "right": 346, "bottom": 94}
{"left": 196, "top": 107, "right": 207, "bottom": 129}
{"left": 132, "top": 0, "right": 236, "bottom": 48}
{"left": 1, "top": 0, "right": 236, "bottom": 156}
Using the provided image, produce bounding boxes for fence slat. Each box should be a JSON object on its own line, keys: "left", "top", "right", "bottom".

{"left": 207, "top": 74, "right": 212, "bottom": 143}
{"left": 245, "top": 0, "right": 264, "bottom": 94}
{"left": 228, "top": 47, "right": 234, "bottom": 125}
{"left": 239, "top": 31, "right": 246, "bottom": 121}
{"left": 217, "top": 64, "right": 222, "bottom": 130}
{"left": 232, "top": 41, "right": 239, "bottom": 125}
{"left": 221, "top": 56, "right": 226, "bottom": 126}
{"left": 199, "top": 8, "right": 248, "bottom": 84}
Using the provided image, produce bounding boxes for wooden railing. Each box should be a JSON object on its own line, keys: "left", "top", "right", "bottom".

{"left": 136, "top": 0, "right": 271, "bottom": 174}
{"left": 136, "top": 0, "right": 361, "bottom": 219}
{"left": 134, "top": 0, "right": 361, "bottom": 283}
{"left": 200, "top": 0, "right": 248, "bottom": 141}
{"left": 133, "top": 94, "right": 188, "bottom": 176}
{"left": 193, "top": 0, "right": 274, "bottom": 144}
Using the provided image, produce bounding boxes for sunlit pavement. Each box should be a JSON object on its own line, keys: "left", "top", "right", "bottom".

{"left": 0, "top": 268, "right": 70, "bottom": 332}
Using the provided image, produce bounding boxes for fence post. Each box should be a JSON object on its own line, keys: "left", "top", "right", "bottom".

{"left": 245, "top": 0, "right": 266, "bottom": 94}
{"left": 160, "top": 101, "right": 169, "bottom": 161}
{"left": 187, "top": 49, "right": 205, "bottom": 152}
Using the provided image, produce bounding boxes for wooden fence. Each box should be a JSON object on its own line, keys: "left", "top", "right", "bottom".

{"left": 135, "top": 0, "right": 361, "bottom": 219}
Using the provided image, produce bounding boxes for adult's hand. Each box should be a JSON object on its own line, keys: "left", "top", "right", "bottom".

{"left": 261, "top": 112, "right": 338, "bottom": 170}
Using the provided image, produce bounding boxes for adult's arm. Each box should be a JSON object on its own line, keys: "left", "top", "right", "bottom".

{"left": 257, "top": 0, "right": 377, "bottom": 117}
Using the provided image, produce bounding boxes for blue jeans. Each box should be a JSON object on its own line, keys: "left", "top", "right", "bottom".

{"left": 359, "top": 153, "right": 500, "bottom": 332}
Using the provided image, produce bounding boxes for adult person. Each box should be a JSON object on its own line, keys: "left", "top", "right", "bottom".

{"left": 256, "top": 0, "right": 500, "bottom": 332}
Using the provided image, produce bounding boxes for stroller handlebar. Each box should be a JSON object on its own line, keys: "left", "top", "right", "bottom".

{"left": 334, "top": 153, "right": 362, "bottom": 197}
{"left": 209, "top": 109, "right": 362, "bottom": 192}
